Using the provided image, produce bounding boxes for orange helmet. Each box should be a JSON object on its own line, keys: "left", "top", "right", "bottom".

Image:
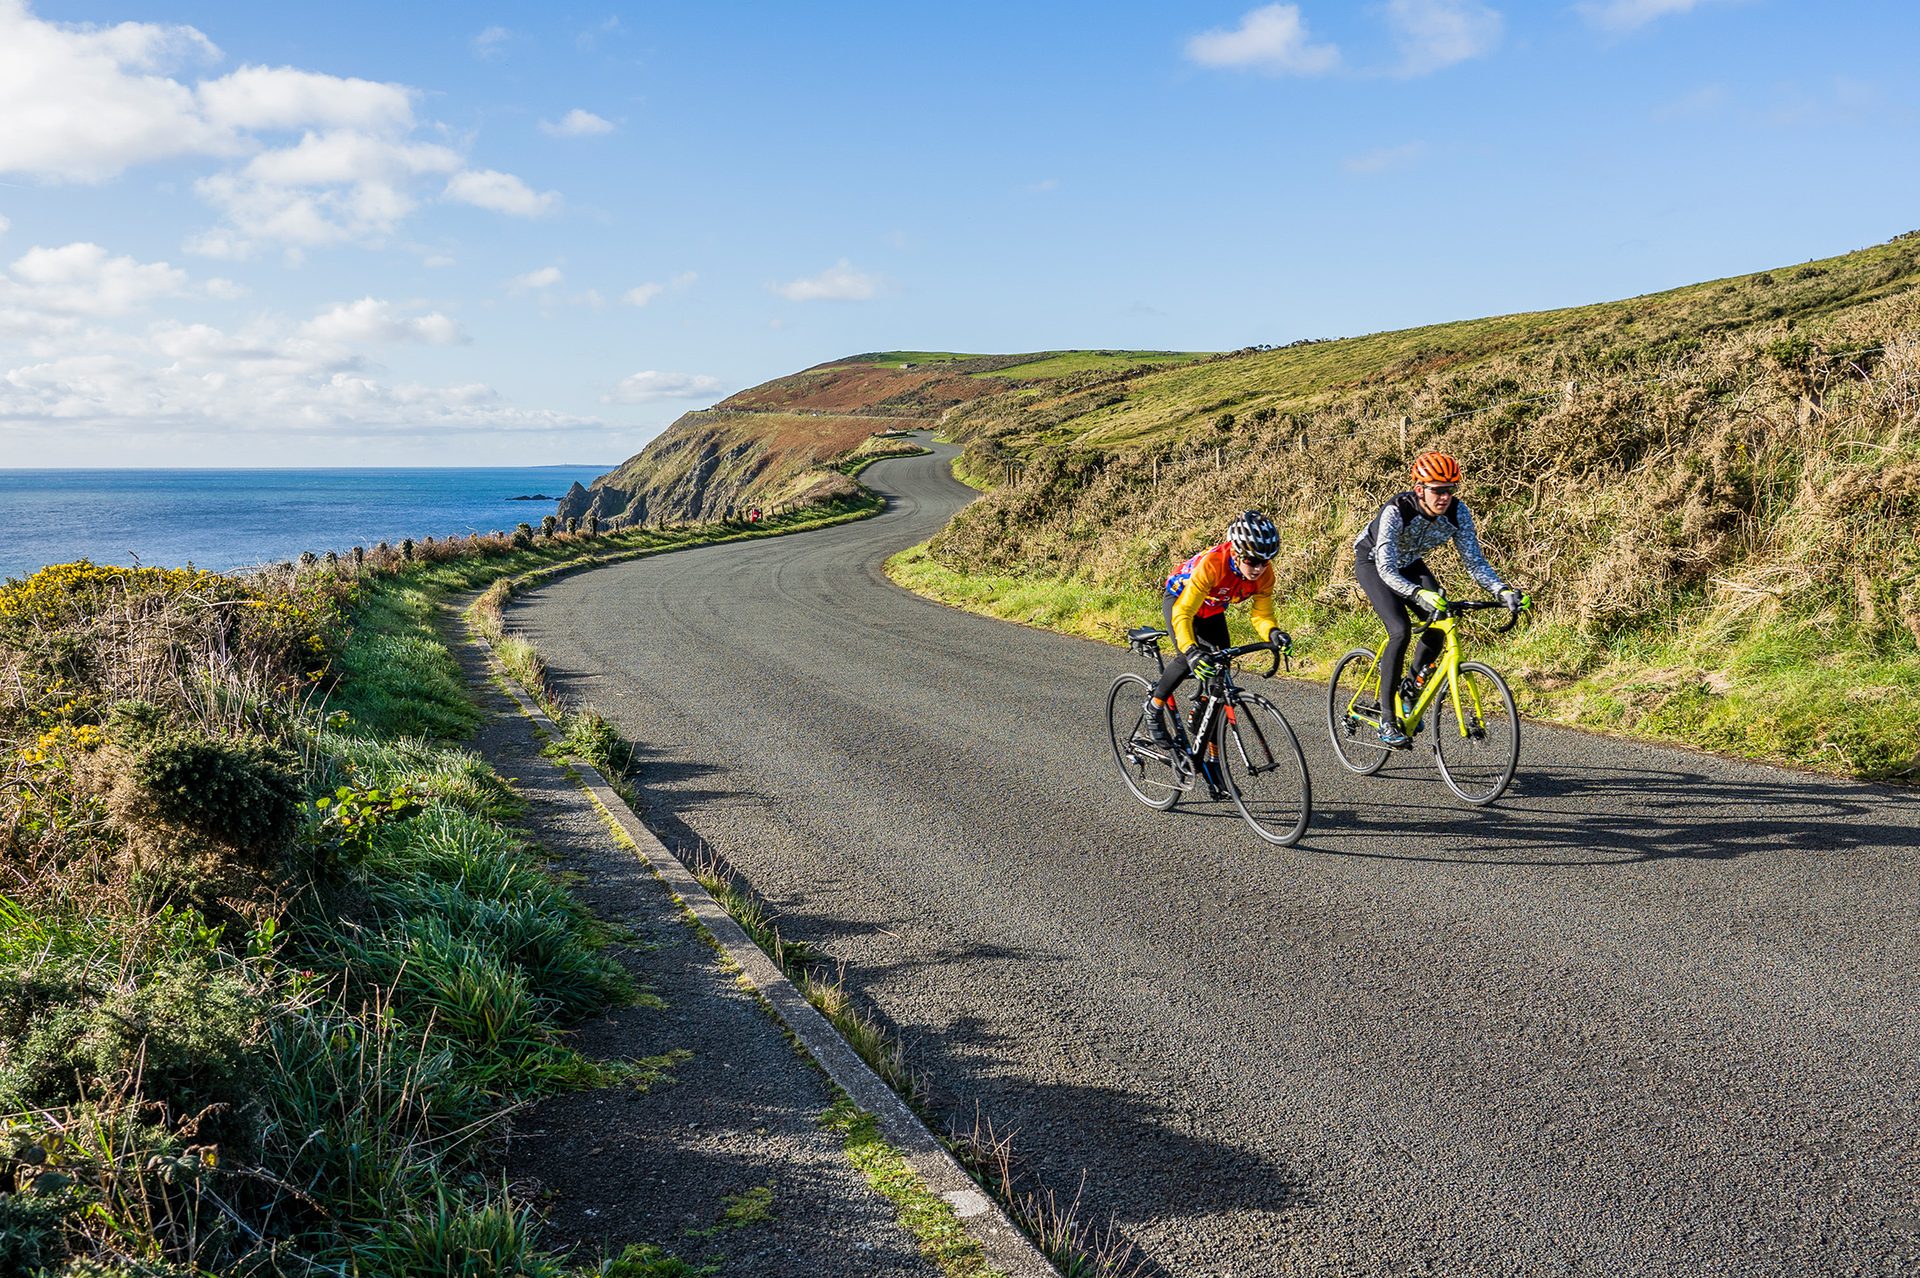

{"left": 1411, "top": 451, "right": 1462, "bottom": 485}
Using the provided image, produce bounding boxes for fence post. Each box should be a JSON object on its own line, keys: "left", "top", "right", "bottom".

{"left": 1563, "top": 378, "right": 1578, "bottom": 405}
{"left": 1398, "top": 415, "right": 1410, "bottom": 461}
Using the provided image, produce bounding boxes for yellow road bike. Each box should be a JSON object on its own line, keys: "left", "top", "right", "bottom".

{"left": 1326, "top": 598, "right": 1528, "bottom": 805}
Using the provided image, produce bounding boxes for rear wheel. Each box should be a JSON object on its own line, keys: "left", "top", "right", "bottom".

{"left": 1430, "top": 661, "right": 1519, "bottom": 805}
{"left": 1326, "top": 648, "right": 1391, "bottom": 776}
{"left": 1106, "top": 673, "right": 1181, "bottom": 810}
{"left": 1216, "top": 694, "right": 1311, "bottom": 846}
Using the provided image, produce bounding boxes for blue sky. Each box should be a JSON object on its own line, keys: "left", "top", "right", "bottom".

{"left": 1, "top": 0, "right": 1915, "bottom": 466}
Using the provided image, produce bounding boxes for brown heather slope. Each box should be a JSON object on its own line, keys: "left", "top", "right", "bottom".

{"left": 561, "top": 349, "right": 1209, "bottom": 527}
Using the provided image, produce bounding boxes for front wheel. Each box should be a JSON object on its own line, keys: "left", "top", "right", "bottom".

{"left": 1430, "top": 661, "right": 1519, "bottom": 805}
{"left": 1216, "top": 694, "right": 1311, "bottom": 846}
{"left": 1106, "top": 673, "right": 1181, "bottom": 810}
{"left": 1326, "top": 648, "right": 1391, "bottom": 776}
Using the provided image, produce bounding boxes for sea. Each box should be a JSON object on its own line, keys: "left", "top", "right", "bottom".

{"left": 0, "top": 467, "right": 611, "bottom": 581}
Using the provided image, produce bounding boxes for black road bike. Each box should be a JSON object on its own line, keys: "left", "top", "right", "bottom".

{"left": 1105, "top": 629, "right": 1312, "bottom": 846}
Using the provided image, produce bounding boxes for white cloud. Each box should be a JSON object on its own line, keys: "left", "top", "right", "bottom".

{"left": 422, "top": 253, "right": 456, "bottom": 268}
{"left": 445, "top": 169, "right": 559, "bottom": 217}
{"left": 0, "top": 3, "right": 555, "bottom": 252}
{"left": 0, "top": 2, "right": 230, "bottom": 181}
{"left": 0, "top": 216, "right": 9, "bottom": 235}
{"left": 604, "top": 371, "right": 723, "bottom": 403}
{"left": 540, "top": 109, "right": 615, "bottom": 138}
{"left": 1185, "top": 5, "right": 1340, "bottom": 76}
{"left": 202, "top": 277, "right": 247, "bottom": 300}
{"left": 240, "top": 132, "right": 460, "bottom": 187}
{"left": 197, "top": 65, "right": 414, "bottom": 134}
{"left": 1575, "top": 0, "right": 1741, "bottom": 33}
{"left": 510, "top": 265, "right": 563, "bottom": 291}
{"left": 772, "top": 260, "right": 882, "bottom": 302}
{"left": 471, "top": 25, "right": 511, "bottom": 60}
{"left": 622, "top": 271, "right": 696, "bottom": 306}
{"left": 1343, "top": 141, "right": 1426, "bottom": 173}
{"left": 1385, "top": 0, "right": 1502, "bottom": 76}
{"left": 301, "top": 297, "right": 464, "bottom": 346}
{"left": 4, "top": 242, "right": 188, "bottom": 315}
{"left": 0, "top": 346, "right": 598, "bottom": 438}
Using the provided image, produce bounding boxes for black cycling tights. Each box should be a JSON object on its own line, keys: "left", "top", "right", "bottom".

{"left": 1354, "top": 554, "right": 1443, "bottom": 698}
{"left": 1152, "top": 596, "right": 1231, "bottom": 702}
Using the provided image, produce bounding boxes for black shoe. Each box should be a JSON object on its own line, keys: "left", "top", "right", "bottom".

{"left": 1139, "top": 698, "right": 1174, "bottom": 750}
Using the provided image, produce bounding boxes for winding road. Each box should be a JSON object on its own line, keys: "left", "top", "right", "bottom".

{"left": 513, "top": 440, "right": 1919, "bottom": 1277}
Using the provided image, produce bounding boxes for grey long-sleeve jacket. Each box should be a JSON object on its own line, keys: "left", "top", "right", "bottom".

{"left": 1352, "top": 491, "right": 1508, "bottom": 600}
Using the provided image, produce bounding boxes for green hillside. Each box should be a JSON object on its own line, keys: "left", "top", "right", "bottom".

{"left": 906, "top": 234, "right": 1920, "bottom": 780}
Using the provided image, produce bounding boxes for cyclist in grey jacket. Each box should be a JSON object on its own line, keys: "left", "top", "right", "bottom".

{"left": 1353, "top": 450, "right": 1523, "bottom": 745}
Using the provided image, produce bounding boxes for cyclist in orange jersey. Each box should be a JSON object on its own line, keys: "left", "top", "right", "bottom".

{"left": 1140, "top": 510, "right": 1286, "bottom": 749}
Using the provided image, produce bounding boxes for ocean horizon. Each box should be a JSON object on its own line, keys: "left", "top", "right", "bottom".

{"left": 0, "top": 466, "right": 612, "bottom": 580}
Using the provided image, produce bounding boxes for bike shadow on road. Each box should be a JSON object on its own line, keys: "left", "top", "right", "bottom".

{"left": 814, "top": 963, "right": 1308, "bottom": 1277}
{"left": 1303, "top": 763, "right": 1907, "bottom": 866}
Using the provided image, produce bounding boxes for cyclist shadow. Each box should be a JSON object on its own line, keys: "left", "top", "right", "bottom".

{"left": 822, "top": 976, "right": 1307, "bottom": 1274}
{"left": 1308, "top": 762, "right": 1908, "bottom": 866}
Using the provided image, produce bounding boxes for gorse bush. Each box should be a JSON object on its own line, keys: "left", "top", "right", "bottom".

{"left": 0, "top": 538, "right": 654, "bottom": 1272}
{"left": 127, "top": 733, "right": 304, "bottom": 858}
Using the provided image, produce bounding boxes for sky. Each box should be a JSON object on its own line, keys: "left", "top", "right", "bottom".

{"left": 1, "top": 0, "right": 1916, "bottom": 467}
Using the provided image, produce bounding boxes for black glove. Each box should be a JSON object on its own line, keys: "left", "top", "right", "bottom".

{"left": 1185, "top": 643, "right": 1221, "bottom": 679}
{"left": 1266, "top": 630, "right": 1293, "bottom": 652}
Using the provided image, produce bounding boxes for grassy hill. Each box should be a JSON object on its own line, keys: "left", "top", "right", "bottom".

{"left": 909, "top": 234, "right": 1920, "bottom": 780}
{"left": 566, "top": 349, "right": 1214, "bottom": 527}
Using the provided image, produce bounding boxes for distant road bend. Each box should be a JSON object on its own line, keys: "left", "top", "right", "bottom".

{"left": 515, "top": 440, "right": 1920, "bottom": 1277}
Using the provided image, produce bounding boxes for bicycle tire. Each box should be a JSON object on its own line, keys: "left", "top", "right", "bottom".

{"left": 1326, "top": 648, "right": 1391, "bottom": 776}
{"left": 1430, "top": 661, "right": 1519, "bottom": 805}
{"left": 1217, "top": 693, "right": 1311, "bottom": 846}
{"left": 1106, "top": 673, "right": 1182, "bottom": 810}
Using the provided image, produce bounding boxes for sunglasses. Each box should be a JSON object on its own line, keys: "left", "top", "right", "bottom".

{"left": 1235, "top": 553, "right": 1271, "bottom": 573}
{"left": 1422, "top": 484, "right": 1458, "bottom": 497}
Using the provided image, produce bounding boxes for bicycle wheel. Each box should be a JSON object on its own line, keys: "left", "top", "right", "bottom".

{"left": 1216, "top": 694, "right": 1311, "bottom": 846}
{"left": 1430, "top": 661, "right": 1519, "bottom": 805}
{"left": 1106, "top": 673, "right": 1182, "bottom": 810}
{"left": 1326, "top": 648, "right": 1391, "bottom": 776}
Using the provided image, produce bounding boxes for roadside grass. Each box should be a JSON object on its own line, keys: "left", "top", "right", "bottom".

{"left": 821, "top": 1097, "right": 1008, "bottom": 1278}
{"left": 887, "top": 539, "right": 1920, "bottom": 781}
{"left": 0, "top": 554, "right": 670, "bottom": 1274}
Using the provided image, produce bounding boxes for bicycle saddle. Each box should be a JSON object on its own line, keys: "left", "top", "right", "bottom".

{"left": 1127, "top": 627, "right": 1168, "bottom": 646}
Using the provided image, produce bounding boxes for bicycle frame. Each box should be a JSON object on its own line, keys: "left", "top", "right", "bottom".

{"left": 1392, "top": 615, "right": 1481, "bottom": 736}
{"left": 1137, "top": 636, "right": 1270, "bottom": 778}
{"left": 1344, "top": 613, "right": 1486, "bottom": 738}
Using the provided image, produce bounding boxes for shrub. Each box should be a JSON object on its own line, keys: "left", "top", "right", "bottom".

{"left": 126, "top": 733, "right": 304, "bottom": 863}
{"left": 511, "top": 523, "right": 534, "bottom": 549}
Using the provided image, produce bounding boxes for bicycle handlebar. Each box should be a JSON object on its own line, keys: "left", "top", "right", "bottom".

{"left": 1204, "top": 635, "right": 1291, "bottom": 678}
{"left": 1420, "top": 597, "right": 1532, "bottom": 633}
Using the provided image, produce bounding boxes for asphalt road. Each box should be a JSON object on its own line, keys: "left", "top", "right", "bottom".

{"left": 513, "top": 440, "right": 1920, "bottom": 1277}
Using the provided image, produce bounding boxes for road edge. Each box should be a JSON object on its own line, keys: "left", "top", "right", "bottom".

{"left": 472, "top": 627, "right": 1059, "bottom": 1278}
